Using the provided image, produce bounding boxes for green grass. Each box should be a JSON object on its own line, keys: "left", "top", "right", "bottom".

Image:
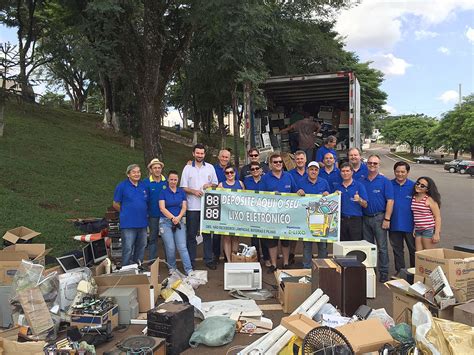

{"left": 0, "top": 101, "right": 194, "bottom": 256}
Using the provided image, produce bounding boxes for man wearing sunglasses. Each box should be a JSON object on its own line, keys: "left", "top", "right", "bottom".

{"left": 240, "top": 148, "right": 270, "bottom": 181}
{"left": 361, "top": 155, "right": 394, "bottom": 283}
{"left": 261, "top": 153, "right": 298, "bottom": 272}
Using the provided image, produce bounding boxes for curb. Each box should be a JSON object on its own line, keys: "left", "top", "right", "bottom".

{"left": 388, "top": 152, "right": 415, "bottom": 163}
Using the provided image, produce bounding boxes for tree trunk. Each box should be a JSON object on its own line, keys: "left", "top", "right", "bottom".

{"left": 140, "top": 97, "right": 163, "bottom": 164}
{"left": 217, "top": 105, "right": 226, "bottom": 148}
{"left": 471, "top": 145, "right": 474, "bottom": 160}
{"left": 101, "top": 74, "right": 114, "bottom": 129}
{"left": 453, "top": 149, "right": 458, "bottom": 159}
{"left": 409, "top": 145, "right": 414, "bottom": 154}
{"left": 231, "top": 87, "right": 240, "bottom": 167}
{"left": 0, "top": 101, "right": 5, "bottom": 137}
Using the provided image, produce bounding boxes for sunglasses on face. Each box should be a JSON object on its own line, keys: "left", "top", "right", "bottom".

{"left": 249, "top": 154, "right": 259, "bottom": 157}
{"left": 415, "top": 182, "right": 428, "bottom": 189}
{"left": 225, "top": 171, "right": 235, "bottom": 175}
{"left": 272, "top": 160, "right": 283, "bottom": 164}
{"left": 367, "top": 162, "right": 379, "bottom": 166}
{"left": 250, "top": 167, "right": 260, "bottom": 171}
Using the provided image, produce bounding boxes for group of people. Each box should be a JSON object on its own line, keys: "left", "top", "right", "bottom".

{"left": 112, "top": 143, "right": 442, "bottom": 283}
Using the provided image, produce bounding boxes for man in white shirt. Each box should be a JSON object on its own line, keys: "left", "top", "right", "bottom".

{"left": 180, "top": 143, "right": 219, "bottom": 269}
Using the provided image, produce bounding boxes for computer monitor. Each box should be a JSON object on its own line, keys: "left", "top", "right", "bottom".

{"left": 91, "top": 238, "right": 108, "bottom": 263}
{"left": 57, "top": 255, "right": 81, "bottom": 272}
{"left": 83, "top": 243, "right": 94, "bottom": 267}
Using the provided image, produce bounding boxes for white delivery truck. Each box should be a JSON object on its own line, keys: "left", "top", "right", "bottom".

{"left": 252, "top": 71, "right": 361, "bottom": 162}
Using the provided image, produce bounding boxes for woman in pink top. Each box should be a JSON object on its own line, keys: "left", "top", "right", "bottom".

{"left": 411, "top": 177, "right": 441, "bottom": 251}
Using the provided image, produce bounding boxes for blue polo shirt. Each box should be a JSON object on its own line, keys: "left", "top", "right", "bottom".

{"left": 159, "top": 187, "right": 187, "bottom": 217}
{"left": 361, "top": 174, "right": 394, "bottom": 216}
{"left": 113, "top": 179, "right": 149, "bottom": 228}
{"left": 298, "top": 177, "right": 330, "bottom": 195}
{"left": 353, "top": 163, "right": 368, "bottom": 181}
{"left": 333, "top": 180, "right": 368, "bottom": 217}
{"left": 319, "top": 167, "right": 342, "bottom": 191}
{"left": 289, "top": 168, "right": 308, "bottom": 187}
{"left": 390, "top": 179, "right": 415, "bottom": 232}
{"left": 142, "top": 175, "right": 167, "bottom": 218}
{"left": 214, "top": 163, "right": 239, "bottom": 183}
{"left": 261, "top": 171, "right": 297, "bottom": 193}
{"left": 243, "top": 176, "right": 263, "bottom": 191}
{"left": 315, "top": 146, "right": 338, "bottom": 163}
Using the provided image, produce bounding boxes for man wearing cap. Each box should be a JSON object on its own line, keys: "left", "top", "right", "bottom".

{"left": 180, "top": 143, "right": 219, "bottom": 270}
{"left": 113, "top": 164, "right": 149, "bottom": 265}
{"left": 143, "top": 158, "right": 167, "bottom": 260}
{"left": 297, "top": 162, "right": 331, "bottom": 268}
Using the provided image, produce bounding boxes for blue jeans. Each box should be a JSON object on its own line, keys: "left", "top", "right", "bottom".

{"left": 363, "top": 214, "right": 389, "bottom": 276}
{"left": 121, "top": 227, "right": 148, "bottom": 266}
{"left": 186, "top": 211, "right": 213, "bottom": 265}
{"left": 303, "top": 241, "right": 328, "bottom": 268}
{"left": 148, "top": 217, "right": 160, "bottom": 260}
{"left": 160, "top": 218, "right": 193, "bottom": 274}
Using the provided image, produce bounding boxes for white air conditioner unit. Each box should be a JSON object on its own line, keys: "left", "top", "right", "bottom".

{"left": 224, "top": 262, "right": 262, "bottom": 290}
{"left": 333, "top": 240, "right": 377, "bottom": 268}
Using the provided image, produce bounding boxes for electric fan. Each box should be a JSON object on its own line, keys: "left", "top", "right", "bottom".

{"left": 302, "top": 326, "right": 354, "bottom": 355}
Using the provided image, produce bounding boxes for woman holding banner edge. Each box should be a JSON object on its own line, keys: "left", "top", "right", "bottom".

{"left": 218, "top": 165, "right": 245, "bottom": 263}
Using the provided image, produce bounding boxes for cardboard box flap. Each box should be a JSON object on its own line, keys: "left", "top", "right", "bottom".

{"left": 2, "top": 226, "right": 41, "bottom": 244}
{"left": 276, "top": 269, "right": 312, "bottom": 282}
{"left": 0, "top": 251, "right": 30, "bottom": 261}
{"left": 417, "top": 248, "right": 474, "bottom": 261}
{"left": 336, "top": 319, "right": 395, "bottom": 354}
{"left": 94, "top": 273, "right": 150, "bottom": 286}
{"left": 384, "top": 279, "right": 411, "bottom": 293}
{"left": 281, "top": 314, "right": 320, "bottom": 339}
{"left": 4, "top": 244, "right": 47, "bottom": 259}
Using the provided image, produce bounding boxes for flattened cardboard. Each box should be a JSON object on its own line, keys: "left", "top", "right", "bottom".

{"left": 336, "top": 319, "right": 395, "bottom": 354}
{"left": 18, "top": 288, "right": 54, "bottom": 335}
{"left": 275, "top": 269, "right": 312, "bottom": 313}
{"left": 94, "top": 259, "right": 160, "bottom": 312}
{"left": 281, "top": 314, "right": 320, "bottom": 339}
{"left": 453, "top": 302, "right": 474, "bottom": 326}
{"left": 415, "top": 248, "right": 474, "bottom": 302}
{"left": 2, "top": 226, "right": 41, "bottom": 244}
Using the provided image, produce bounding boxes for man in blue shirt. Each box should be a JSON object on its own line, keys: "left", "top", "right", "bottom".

{"left": 288, "top": 151, "right": 308, "bottom": 186}
{"left": 113, "top": 164, "right": 149, "bottom": 265}
{"left": 296, "top": 161, "right": 330, "bottom": 268}
{"left": 315, "top": 136, "right": 338, "bottom": 165}
{"left": 348, "top": 148, "right": 368, "bottom": 180}
{"left": 332, "top": 163, "right": 368, "bottom": 242}
{"left": 243, "top": 161, "right": 264, "bottom": 190}
{"left": 390, "top": 161, "right": 416, "bottom": 275}
{"left": 319, "top": 152, "right": 342, "bottom": 191}
{"left": 361, "top": 155, "right": 394, "bottom": 283}
{"left": 142, "top": 158, "right": 167, "bottom": 261}
{"left": 240, "top": 148, "right": 269, "bottom": 181}
{"left": 261, "top": 153, "right": 298, "bottom": 272}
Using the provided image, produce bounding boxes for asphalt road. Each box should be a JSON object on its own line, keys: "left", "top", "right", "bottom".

{"left": 100, "top": 146, "right": 474, "bottom": 354}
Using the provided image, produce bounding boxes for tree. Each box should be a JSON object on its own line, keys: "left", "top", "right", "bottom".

{"left": 0, "top": 42, "right": 19, "bottom": 137}
{"left": 432, "top": 94, "right": 474, "bottom": 159}
{"left": 381, "top": 115, "right": 438, "bottom": 154}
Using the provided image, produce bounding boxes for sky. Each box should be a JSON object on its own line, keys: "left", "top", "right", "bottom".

{"left": 335, "top": 0, "right": 474, "bottom": 117}
{"left": 1, "top": 0, "right": 473, "bottom": 119}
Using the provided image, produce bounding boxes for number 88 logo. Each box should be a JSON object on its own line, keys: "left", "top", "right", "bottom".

{"left": 206, "top": 195, "right": 220, "bottom": 206}
{"left": 205, "top": 208, "right": 219, "bottom": 219}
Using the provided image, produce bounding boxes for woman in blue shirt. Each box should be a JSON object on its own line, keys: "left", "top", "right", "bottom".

{"left": 159, "top": 170, "right": 193, "bottom": 275}
{"left": 218, "top": 165, "right": 244, "bottom": 262}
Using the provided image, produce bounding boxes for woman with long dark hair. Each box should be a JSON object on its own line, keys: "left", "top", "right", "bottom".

{"left": 411, "top": 176, "right": 441, "bottom": 251}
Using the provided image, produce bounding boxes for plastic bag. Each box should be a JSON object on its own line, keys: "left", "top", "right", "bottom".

{"left": 313, "top": 303, "right": 340, "bottom": 322}
{"left": 189, "top": 316, "right": 236, "bottom": 347}
{"left": 10, "top": 260, "right": 44, "bottom": 301}
{"left": 389, "top": 323, "right": 414, "bottom": 344}
{"left": 367, "top": 308, "right": 395, "bottom": 329}
{"left": 433, "top": 317, "right": 474, "bottom": 354}
{"left": 412, "top": 302, "right": 449, "bottom": 355}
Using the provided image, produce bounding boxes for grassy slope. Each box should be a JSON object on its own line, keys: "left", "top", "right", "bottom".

{"left": 0, "top": 102, "right": 192, "bottom": 256}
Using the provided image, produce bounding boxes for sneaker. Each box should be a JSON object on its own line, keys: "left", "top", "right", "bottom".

{"left": 213, "top": 256, "right": 220, "bottom": 264}
{"left": 264, "top": 259, "right": 272, "bottom": 268}
{"left": 289, "top": 253, "right": 295, "bottom": 265}
{"left": 267, "top": 265, "right": 277, "bottom": 274}
{"left": 282, "top": 264, "right": 290, "bottom": 269}
{"left": 379, "top": 274, "right": 389, "bottom": 283}
{"left": 205, "top": 262, "right": 217, "bottom": 270}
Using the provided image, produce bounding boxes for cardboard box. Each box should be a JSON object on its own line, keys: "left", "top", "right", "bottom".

{"left": 386, "top": 279, "right": 455, "bottom": 324}
{"left": 70, "top": 305, "right": 119, "bottom": 329}
{"left": 231, "top": 253, "right": 258, "bottom": 263}
{"left": 0, "top": 245, "right": 51, "bottom": 284}
{"left": 453, "top": 302, "right": 474, "bottom": 326}
{"left": 2, "top": 226, "right": 40, "bottom": 244}
{"left": 281, "top": 314, "right": 320, "bottom": 339}
{"left": 275, "top": 269, "right": 312, "bottom": 313}
{"left": 94, "top": 259, "right": 160, "bottom": 312}
{"left": 415, "top": 248, "right": 474, "bottom": 302}
{"left": 0, "top": 327, "right": 45, "bottom": 354}
{"left": 336, "top": 319, "right": 395, "bottom": 354}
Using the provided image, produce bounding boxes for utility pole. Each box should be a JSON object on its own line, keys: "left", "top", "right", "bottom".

{"left": 458, "top": 83, "right": 462, "bottom": 106}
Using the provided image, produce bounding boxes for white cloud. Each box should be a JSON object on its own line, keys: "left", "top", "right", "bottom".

{"left": 438, "top": 90, "right": 459, "bottom": 104}
{"left": 437, "top": 46, "right": 450, "bottom": 55}
{"left": 383, "top": 104, "right": 397, "bottom": 115}
{"left": 466, "top": 27, "right": 474, "bottom": 43}
{"left": 414, "top": 30, "right": 438, "bottom": 40}
{"left": 370, "top": 54, "right": 412, "bottom": 76}
{"left": 335, "top": 0, "right": 474, "bottom": 51}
